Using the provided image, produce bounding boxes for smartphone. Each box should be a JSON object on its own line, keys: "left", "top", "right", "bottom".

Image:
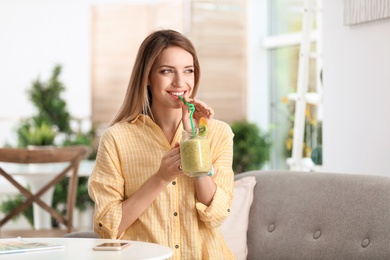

{"left": 93, "top": 242, "right": 131, "bottom": 251}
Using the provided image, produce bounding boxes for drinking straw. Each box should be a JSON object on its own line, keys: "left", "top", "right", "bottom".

{"left": 178, "top": 96, "right": 195, "bottom": 135}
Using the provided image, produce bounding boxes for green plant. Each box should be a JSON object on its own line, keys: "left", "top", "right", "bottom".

{"left": 1, "top": 64, "right": 97, "bottom": 227}
{"left": 27, "top": 65, "right": 71, "bottom": 133}
{"left": 62, "top": 128, "right": 97, "bottom": 160}
{"left": 50, "top": 176, "right": 93, "bottom": 228}
{"left": 230, "top": 121, "right": 271, "bottom": 174}
{"left": 310, "top": 121, "right": 322, "bottom": 165}
{"left": 16, "top": 120, "right": 56, "bottom": 147}
{"left": 53, "top": 177, "right": 93, "bottom": 212}
{"left": 282, "top": 97, "right": 322, "bottom": 162}
{"left": 0, "top": 193, "right": 34, "bottom": 226}
{"left": 0, "top": 177, "right": 94, "bottom": 228}
{"left": 15, "top": 64, "right": 71, "bottom": 147}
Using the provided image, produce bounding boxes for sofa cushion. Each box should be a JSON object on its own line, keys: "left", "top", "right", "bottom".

{"left": 221, "top": 176, "right": 257, "bottom": 260}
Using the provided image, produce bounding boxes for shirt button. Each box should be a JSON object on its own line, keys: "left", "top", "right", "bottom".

{"left": 227, "top": 209, "right": 230, "bottom": 212}
{"left": 175, "top": 245, "right": 179, "bottom": 249}
{"left": 98, "top": 223, "right": 102, "bottom": 227}
{"left": 172, "top": 181, "right": 176, "bottom": 185}
{"left": 173, "top": 212, "right": 178, "bottom": 216}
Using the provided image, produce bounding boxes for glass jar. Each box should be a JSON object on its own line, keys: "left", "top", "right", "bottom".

{"left": 180, "top": 128, "right": 212, "bottom": 177}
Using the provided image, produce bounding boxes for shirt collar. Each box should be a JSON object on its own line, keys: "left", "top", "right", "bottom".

{"left": 130, "top": 114, "right": 151, "bottom": 124}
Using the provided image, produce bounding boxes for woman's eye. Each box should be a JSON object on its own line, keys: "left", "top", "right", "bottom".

{"left": 161, "top": 69, "right": 173, "bottom": 74}
{"left": 185, "top": 69, "right": 194, "bottom": 73}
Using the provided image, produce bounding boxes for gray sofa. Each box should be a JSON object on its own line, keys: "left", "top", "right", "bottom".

{"left": 66, "top": 170, "right": 390, "bottom": 259}
{"left": 237, "top": 170, "right": 390, "bottom": 260}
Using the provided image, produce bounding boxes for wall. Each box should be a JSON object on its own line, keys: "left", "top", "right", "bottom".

{"left": 0, "top": 0, "right": 92, "bottom": 145}
{"left": 323, "top": 0, "right": 390, "bottom": 175}
{"left": 246, "top": 0, "right": 269, "bottom": 130}
{"left": 0, "top": 0, "right": 248, "bottom": 145}
{"left": 0, "top": 0, "right": 161, "bottom": 146}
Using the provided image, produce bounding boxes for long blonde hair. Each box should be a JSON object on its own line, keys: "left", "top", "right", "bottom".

{"left": 110, "top": 29, "right": 201, "bottom": 126}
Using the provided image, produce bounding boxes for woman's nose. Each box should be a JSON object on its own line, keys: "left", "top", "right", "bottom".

{"left": 173, "top": 73, "right": 184, "bottom": 87}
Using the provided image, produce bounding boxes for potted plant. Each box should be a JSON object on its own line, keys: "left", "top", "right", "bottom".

{"left": 1, "top": 64, "right": 96, "bottom": 227}
{"left": 230, "top": 121, "right": 272, "bottom": 174}
{"left": 16, "top": 120, "right": 57, "bottom": 148}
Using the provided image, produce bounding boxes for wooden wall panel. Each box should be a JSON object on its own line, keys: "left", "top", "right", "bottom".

{"left": 90, "top": 2, "right": 184, "bottom": 131}
{"left": 90, "top": 0, "right": 247, "bottom": 133}
{"left": 190, "top": 0, "right": 247, "bottom": 123}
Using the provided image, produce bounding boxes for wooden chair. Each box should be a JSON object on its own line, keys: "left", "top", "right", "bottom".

{"left": 0, "top": 146, "right": 91, "bottom": 236}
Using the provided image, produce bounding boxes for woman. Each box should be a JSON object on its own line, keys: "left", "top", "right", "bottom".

{"left": 88, "top": 29, "right": 235, "bottom": 259}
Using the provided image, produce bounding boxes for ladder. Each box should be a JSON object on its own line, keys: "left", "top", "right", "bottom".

{"left": 287, "top": 0, "right": 323, "bottom": 171}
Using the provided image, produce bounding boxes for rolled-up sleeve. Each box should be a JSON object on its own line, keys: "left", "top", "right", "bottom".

{"left": 195, "top": 122, "right": 234, "bottom": 228}
{"left": 88, "top": 129, "right": 124, "bottom": 239}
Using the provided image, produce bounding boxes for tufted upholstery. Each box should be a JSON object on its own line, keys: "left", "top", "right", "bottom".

{"left": 236, "top": 170, "right": 390, "bottom": 260}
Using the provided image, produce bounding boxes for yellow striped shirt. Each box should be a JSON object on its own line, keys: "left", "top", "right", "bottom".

{"left": 88, "top": 114, "right": 235, "bottom": 259}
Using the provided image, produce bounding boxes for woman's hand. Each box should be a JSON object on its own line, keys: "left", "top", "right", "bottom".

{"left": 156, "top": 142, "right": 183, "bottom": 182}
{"left": 181, "top": 97, "right": 214, "bottom": 131}
{"left": 192, "top": 99, "right": 214, "bottom": 121}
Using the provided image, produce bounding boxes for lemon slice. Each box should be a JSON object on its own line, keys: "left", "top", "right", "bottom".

{"left": 198, "top": 117, "right": 208, "bottom": 137}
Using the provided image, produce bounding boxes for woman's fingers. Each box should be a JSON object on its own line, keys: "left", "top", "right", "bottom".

{"left": 158, "top": 143, "right": 183, "bottom": 182}
{"left": 181, "top": 98, "right": 214, "bottom": 129}
{"left": 192, "top": 99, "right": 214, "bottom": 121}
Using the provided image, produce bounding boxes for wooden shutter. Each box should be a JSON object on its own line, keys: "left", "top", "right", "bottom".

{"left": 190, "top": 0, "right": 247, "bottom": 123}
{"left": 90, "top": 2, "right": 184, "bottom": 131}
{"left": 90, "top": 0, "right": 247, "bottom": 132}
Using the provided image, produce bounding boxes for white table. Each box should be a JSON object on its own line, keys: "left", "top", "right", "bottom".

{"left": 0, "top": 237, "right": 173, "bottom": 260}
{"left": 0, "top": 160, "right": 95, "bottom": 229}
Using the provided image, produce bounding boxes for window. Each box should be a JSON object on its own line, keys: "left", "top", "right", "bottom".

{"left": 262, "top": 0, "right": 322, "bottom": 170}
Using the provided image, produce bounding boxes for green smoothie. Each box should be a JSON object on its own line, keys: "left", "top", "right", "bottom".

{"left": 180, "top": 137, "right": 212, "bottom": 177}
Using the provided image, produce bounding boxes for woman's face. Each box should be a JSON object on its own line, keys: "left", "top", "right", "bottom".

{"left": 149, "top": 46, "right": 195, "bottom": 111}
